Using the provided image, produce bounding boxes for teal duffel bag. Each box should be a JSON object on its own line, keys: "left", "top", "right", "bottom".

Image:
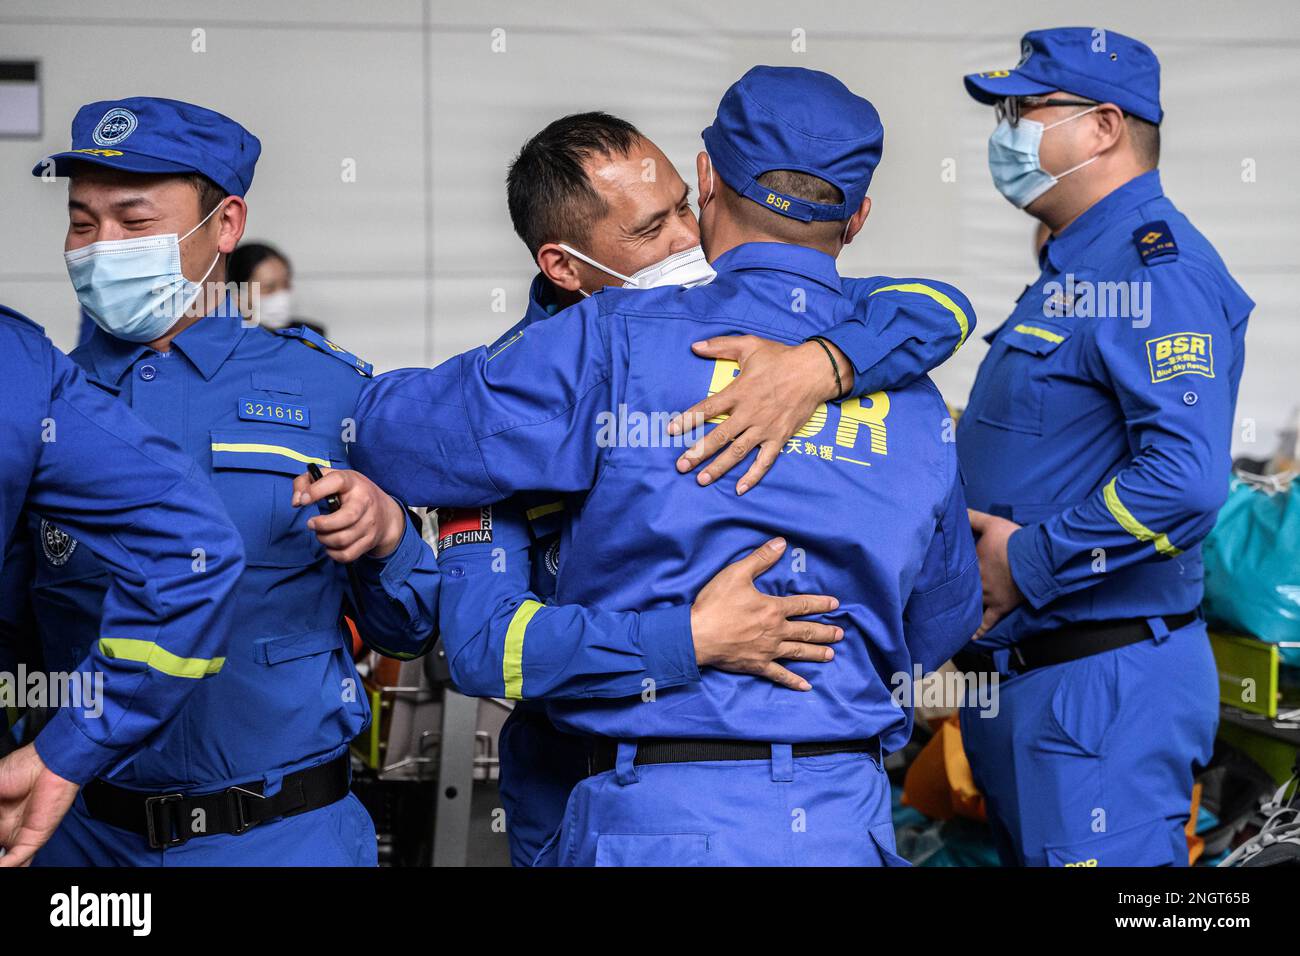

{"left": 1202, "top": 473, "right": 1300, "bottom": 665}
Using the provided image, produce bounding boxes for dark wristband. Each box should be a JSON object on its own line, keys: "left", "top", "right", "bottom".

{"left": 807, "top": 336, "right": 845, "bottom": 400}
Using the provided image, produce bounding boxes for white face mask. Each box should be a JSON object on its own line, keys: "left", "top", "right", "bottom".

{"left": 988, "top": 106, "right": 1099, "bottom": 209}
{"left": 255, "top": 289, "right": 293, "bottom": 326}
{"left": 558, "top": 243, "right": 716, "bottom": 295}
{"left": 64, "top": 200, "right": 224, "bottom": 343}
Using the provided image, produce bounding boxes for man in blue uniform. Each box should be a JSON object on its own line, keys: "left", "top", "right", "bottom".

{"left": 345, "top": 66, "right": 982, "bottom": 865}
{"left": 12, "top": 97, "right": 431, "bottom": 865}
{"left": 0, "top": 307, "right": 245, "bottom": 866}
{"left": 302, "top": 107, "right": 978, "bottom": 865}
{"left": 953, "top": 28, "right": 1252, "bottom": 865}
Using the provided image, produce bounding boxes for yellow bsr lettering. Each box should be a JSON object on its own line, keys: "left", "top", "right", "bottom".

{"left": 706, "top": 359, "right": 888, "bottom": 454}
{"left": 765, "top": 192, "right": 791, "bottom": 212}
{"left": 1064, "top": 858, "right": 1099, "bottom": 867}
{"left": 1155, "top": 335, "right": 1206, "bottom": 361}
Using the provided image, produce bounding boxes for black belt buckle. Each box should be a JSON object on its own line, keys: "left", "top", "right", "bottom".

{"left": 228, "top": 785, "right": 267, "bottom": 835}
{"left": 144, "top": 793, "right": 187, "bottom": 850}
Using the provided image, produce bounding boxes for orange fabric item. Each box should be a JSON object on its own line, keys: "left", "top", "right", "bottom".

{"left": 1185, "top": 782, "right": 1204, "bottom": 866}
{"left": 901, "top": 715, "right": 987, "bottom": 822}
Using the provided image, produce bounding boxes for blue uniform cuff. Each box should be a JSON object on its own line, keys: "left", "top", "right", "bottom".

{"left": 818, "top": 322, "right": 887, "bottom": 389}
{"left": 639, "top": 605, "right": 700, "bottom": 687}
{"left": 1007, "top": 525, "right": 1059, "bottom": 610}
{"left": 356, "top": 506, "right": 425, "bottom": 600}
{"left": 34, "top": 708, "right": 115, "bottom": 785}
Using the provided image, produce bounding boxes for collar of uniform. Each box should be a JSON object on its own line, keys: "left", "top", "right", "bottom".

{"left": 1042, "top": 170, "right": 1164, "bottom": 272}
{"left": 711, "top": 241, "right": 842, "bottom": 293}
{"left": 84, "top": 326, "right": 154, "bottom": 386}
{"left": 526, "top": 272, "right": 562, "bottom": 322}
{"left": 86, "top": 299, "right": 244, "bottom": 385}
{"left": 169, "top": 307, "right": 246, "bottom": 381}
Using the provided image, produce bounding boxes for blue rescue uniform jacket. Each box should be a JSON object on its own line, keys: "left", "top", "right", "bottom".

{"left": 353, "top": 244, "right": 983, "bottom": 754}
{"left": 1, "top": 302, "right": 430, "bottom": 792}
{"left": 361, "top": 265, "right": 978, "bottom": 705}
{"left": 0, "top": 305, "right": 245, "bottom": 784}
{"left": 956, "top": 171, "right": 1253, "bottom": 651}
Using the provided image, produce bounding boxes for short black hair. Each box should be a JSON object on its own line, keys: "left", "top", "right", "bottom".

{"left": 506, "top": 111, "right": 644, "bottom": 257}
{"left": 182, "top": 172, "right": 228, "bottom": 217}
{"left": 756, "top": 169, "right": 843, "bottom": 206}
{"left": 725, "top": 168, "right": 848, "bottom": 244}
{"left": 1127, "top": 115, "right": 1160, "bottom": 169}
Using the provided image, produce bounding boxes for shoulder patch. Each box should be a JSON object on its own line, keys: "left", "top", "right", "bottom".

{"left": 275, "top": 325, "right": 373, "bottom": 377}
{"left": 1132, "top": 220, "right": 1178, "bottom": 265}
{"left": 1146, "top": 331, "right": 1214, "bottom": 383}
{"left": 436, "top": 506, "right": 494, "bottom": 552}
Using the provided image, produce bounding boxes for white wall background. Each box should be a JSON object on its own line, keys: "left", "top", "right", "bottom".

{"left": 1, "top": 0, "right": 1296, "bottom": 454}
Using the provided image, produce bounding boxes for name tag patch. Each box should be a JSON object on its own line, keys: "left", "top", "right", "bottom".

{"left": 238, "top": 397, "right": 310, "bottom": 428}
{"left": 1146, "top": 332, "right": 1214, "bottom": 383}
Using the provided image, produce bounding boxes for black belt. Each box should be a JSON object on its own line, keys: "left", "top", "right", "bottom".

{"left": 952, "top": 611, "right": 1200, "bottom": 675}
{"left": 590, "top": 737, "right": 879, "bottom": 776}
{"left": 82, "top": 754, "right": 351, "bottom": 850}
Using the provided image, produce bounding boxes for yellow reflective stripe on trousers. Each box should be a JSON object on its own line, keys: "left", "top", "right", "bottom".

{"left": 210, "top": 442, "right": 329, "bottom": 467}
{"left": 98, "top": 638, "right": 226, "bottom": 679}
{"left": 1013, "top": 323, "right": 1066, "bottom": 344}
{"left": 1103, "top": 477, "right": 1183, "bottom": 557}
{"left": 869, "top": 283, "right": 971, "bottom": 353}
{"left": 503, "top": 600, "right": 544, "bottom": 700}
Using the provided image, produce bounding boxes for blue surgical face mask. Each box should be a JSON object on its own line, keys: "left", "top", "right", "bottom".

{"left": 64, "top": 200, "right": 224, "bottom": 343}
{"left": 987, "top": 106, "right": 1098, "bottom": 209}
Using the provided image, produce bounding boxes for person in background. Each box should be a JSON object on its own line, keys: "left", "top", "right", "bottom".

{"left": 227, "top": 241, "right": 320, "bottom": 334}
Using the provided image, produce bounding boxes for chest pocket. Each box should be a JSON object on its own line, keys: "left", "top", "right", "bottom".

{"left": 974, "top": 320, "right": 1072, "bottom": 436}
{"left": 209, "top": 427, "right": 339, "bottom": 567}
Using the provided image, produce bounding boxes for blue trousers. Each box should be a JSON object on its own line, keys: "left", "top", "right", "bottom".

{"left": 35, "top": 791, "right": 378, "bottom": 866}
{"left": 543, "top": 743, "right": 906, "bottom": 866}
{"left": 960, "top": 620, "right": 1219, "bottom": 866}
{"left": 497, "top": 705, "right": 590, "bottom": 867}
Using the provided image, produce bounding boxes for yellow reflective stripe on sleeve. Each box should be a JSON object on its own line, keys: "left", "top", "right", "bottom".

{"left": 210, "top": 442, "right": 329, "bottom": 467}
{"left": 1103, "top": 477, "right": 1183, "bottom": 557}
{"left": 525, "top": 501, "right": 563, "bottom": 521}
{"left": 869, "top": 283, "right": 971, "bottom": 353}
{"left": 1013, "top": 323, "right": 1066, "bottom": 344}
{"left": 503, "top": 600, "right": 544, "bottom": 700}
{"left": 97, "top": 638, "right": 226, "bottom": 679}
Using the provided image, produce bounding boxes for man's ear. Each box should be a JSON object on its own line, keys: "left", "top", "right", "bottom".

{"left": 842, "top": 196, "right": 872, "bottom": 246}
{"left": 536, "top": 242, "right": 583, "bottom": 292}
{"left": 695, "top": 150, "right": 712, "bottom": 209}
{"left": 1093, "top": 103, "right": 1127, "bottom": 155}
{"left": 217, "top": 196, "right": 248, "bottom": 254}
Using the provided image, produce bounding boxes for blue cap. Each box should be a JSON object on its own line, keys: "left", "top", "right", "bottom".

{"left": 964, "top": 28, "right": 1162, "bottom": 124}
{"left": 702, "top": 66, "right": 883, "bottom": 222}
{"left": 32, "top": 96, "right": 261, "bottom": 197}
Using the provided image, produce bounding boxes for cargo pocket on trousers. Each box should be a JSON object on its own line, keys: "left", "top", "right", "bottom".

{"left": 868, "top": 823, "right": 912, "bottom": 867}
{"left": 594, "top": 832, "right": 711, "bottom": 867}
{"left": 1044, "top": 818, "right": 1183, "bottom": 867}
{"left": 1040, "top": 650, "right": 1124, "bottom": 758}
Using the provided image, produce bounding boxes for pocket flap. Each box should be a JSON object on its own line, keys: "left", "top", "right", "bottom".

{"left": 255, "top": 626, "right": 343, "bottom": 665}
{"left": 210, "top": 428, "right": 333, "bottom": 476}
{"left": 1002, "top": 321, "right": 1071, "bottom": 356}
{"left": 1044, "top": 819, "right": 1183, "bottom": 867}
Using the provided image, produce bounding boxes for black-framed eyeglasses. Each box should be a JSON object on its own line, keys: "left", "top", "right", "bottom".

{"left": 995, "top": 96, "right": 1100, "bottom": 127}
